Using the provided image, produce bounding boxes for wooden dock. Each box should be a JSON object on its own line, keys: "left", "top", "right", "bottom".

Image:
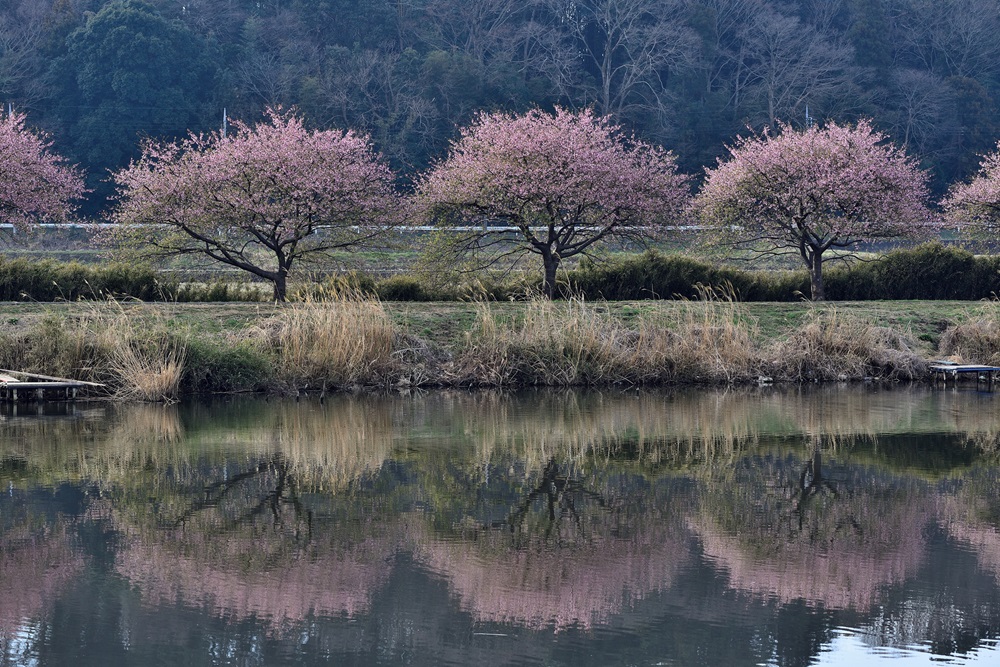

{"left": 929, "top": 361, "right": 1000, "bottom": 388}
{"left": 0, "top": 369, "right": 104, "bottom": 402}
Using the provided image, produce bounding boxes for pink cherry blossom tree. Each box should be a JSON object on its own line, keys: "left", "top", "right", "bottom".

{"left": 944, "top": 143, "right": 1000, "bottom": 233}
{"left": 693, "top": 120, "right": 935, "bottom": 301}
{"left": 0, "top": 111, "right": 85, "bottom": 236}
{"left": 109, "top": 108, "right": 400, "bottom": 302}
{"left": 415, "top": 107, "right": 691, "bottom": 299}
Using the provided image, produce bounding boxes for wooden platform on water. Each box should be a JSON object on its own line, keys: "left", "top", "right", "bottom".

{"left": 929, "top": 361, "right": 1000, "bottom": 388}
{"left": 0, "top": 369, "right": 103, "bottom": 402}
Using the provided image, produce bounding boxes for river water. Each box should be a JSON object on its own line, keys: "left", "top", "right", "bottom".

{"left": 3, "top": 386, "right": 1000, "bottom": 666}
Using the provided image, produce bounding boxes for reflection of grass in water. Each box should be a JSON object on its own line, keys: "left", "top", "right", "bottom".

{"left": 5, "top": 389, "right": 1000, "bottom": 492}
{"left": 420, "top": 388, "right": 1000, "bottom": 479}
{"left": 0, "top": 399, "right": 395, "bottom": 495}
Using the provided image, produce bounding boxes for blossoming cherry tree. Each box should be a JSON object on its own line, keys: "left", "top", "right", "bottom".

{"left": 693, "top": 120, "right": 934, "bottom": 300}
{"left": 944, "top": 142, "right": 1000, "bottom": 236}
{"left": 416, "top": 107, "right": 691, "bottom": 298}
{"left": 110, "top": 109, "right": 399, "bottom": 302}
{"left": 0, "top": 112, "right": 85, "bottom": 235}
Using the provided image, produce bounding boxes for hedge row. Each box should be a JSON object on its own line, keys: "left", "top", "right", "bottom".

{"left": 568, "top": 243, "right": 1000, "bottom": 302}
{"left": 0, "top": 258, "right": 165, "bottom": 301}
{"left": 2, "top": 242, "right": 998, "bottom": 302}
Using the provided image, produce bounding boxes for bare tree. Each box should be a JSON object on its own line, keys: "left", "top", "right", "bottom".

{"left": 310, "top": 48, "right": 443, "bottom": 169}
{"left": 736, "top": 7, "right": 856, "bottom": 127}
{"left": 423, "top": 0, "right": 521, "bottom": 65}
{"left": 0, "top": 0, "right": 50, "bottom": 110}
{"left": 695, "top": 0, "right": 765, "bottom": 100}
{"left": 888, "top": 69, "right": 949, "bottom": 151}
{"left": 527, "top": 0, "right": 699, "bottom": 124}
{"left": 889, "top": 0, "right": 1000, "bottom": 80}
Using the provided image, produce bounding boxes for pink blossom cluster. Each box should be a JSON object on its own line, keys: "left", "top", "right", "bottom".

{"left": 944, "top": 146, "right": 1000, "bottom": 229}
{"left": 415, "top": 518, "right": 690, "bottom": 630}
{"left": 416, "top": 106, "right": 691, "bottom": 240}
{"left": 694, "top": 119, "right": 935, "bottom": 247}
{"left": 0, "top": 112, "right": 85, "bottom": 231}
{"left": 109, "top": 108, "right": 399, "bottom": 270}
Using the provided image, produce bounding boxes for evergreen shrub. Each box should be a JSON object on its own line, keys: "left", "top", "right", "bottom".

{"left": 825, "top": 243, "right": 1000, "bottom": 300}
{"left": 566, "top": 251, "right": 809, "bottom": 301}
{"left": 567, "top": 244, "right": 1000, "bottom": 302}
{"left": 181, "top": 338, "right": 274, "bottom": 394}
{"left": 0, "top": 257, "right": 162, "bottom": 301}
{"left": 376, "top": 275, "right": 432, "bottom": 301}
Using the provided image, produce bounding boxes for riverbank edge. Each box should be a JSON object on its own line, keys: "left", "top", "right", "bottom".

{"left": 0, "top": 299, "right": 994, "bottom": 400}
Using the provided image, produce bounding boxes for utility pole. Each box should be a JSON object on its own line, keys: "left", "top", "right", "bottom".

{"left": 222, "top": 108, "right": 228, "bottom": 138}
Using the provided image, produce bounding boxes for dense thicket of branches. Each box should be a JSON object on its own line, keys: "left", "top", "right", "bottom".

{"left": 3, "top": 0, "right": 1000, "bottom": 212}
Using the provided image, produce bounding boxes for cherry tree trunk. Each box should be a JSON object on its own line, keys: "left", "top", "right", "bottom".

{"left": 542, "top": 253, "right": 560, "bottom": 300}
{"left": 272, "top": 267, "right": 289, "bottom": 303}
{"left": 809, "top": 250, "right": 825, "bottom": 301}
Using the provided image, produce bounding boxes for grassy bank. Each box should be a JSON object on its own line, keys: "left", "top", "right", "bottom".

{"left": 0, "top": 297, "right": 993, "bottom": 400}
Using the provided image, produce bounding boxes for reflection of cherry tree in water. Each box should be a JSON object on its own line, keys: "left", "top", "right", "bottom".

{"left": 506, "top": 457, "right": 611, "bottom": 546}
{"left": 167, "top": 454, "right": 311, "bottom": 541}
{"left": 694, "top": 441, "right": 932, "bottom": 611}
{"left": 791, "top": 445, "right": 853, "bottom": 537}
{"left": 114, "top": 454, "right": 402, "bottom": 630}
{"left": 0, "top": 517, "right": 84, "bottom": 637}
{"left": 939, "top": 469, "right": 1000, "bottom": 584}
{"left": 416, "top": 457, "right": 691, "bottom": 629}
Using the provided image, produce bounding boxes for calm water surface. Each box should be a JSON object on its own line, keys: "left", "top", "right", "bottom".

{"left": 3, "top": 386, "right": 1000, "bottom": 666}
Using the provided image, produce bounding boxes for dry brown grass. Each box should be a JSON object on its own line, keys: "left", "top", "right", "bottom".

{"left": 938, "top": 301, "right": 1000, "bottom": 365}
{"left": 0, "top": 302, "right": 187, "bottom": 401}
{"left": 97, "top": 311, "right": 186, "bottom": 402}
{"left": 262, "top": 290, "right": 400, "bottom": 389}
{"left": 939, "top": 320, "right": 1000, "bottom": 365}
{"left": 771, "top": 308, "right": 926, "bottom": 381}
{"left": 452, "top": 290, "right": 766, "bottom": 386}
{"left": 635, "top": 286, "right": 764, "bottom": 384}
{"left": 0, "top": 294, "right": 949, "bottom": 397}
{"left": 453, "top": 297, "right": 629, "bottom": 385}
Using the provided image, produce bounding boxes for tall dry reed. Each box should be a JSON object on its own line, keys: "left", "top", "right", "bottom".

{"left": 938, "top": 301, "right": 1000, "bottom": 365}
{"left": 0, "top": 303, "right": 187, "bottom": 401}
{"left": 99, "top": 314, "right": 186, "bottom": 402}
{"left": 453, "top": 297, "right": 631, "bottom": 386}
{"left": 264, "top": 290, "right": 399, "bottom": 389}
{"left": 632, "top": 286, "right": 764, "bottom": 384}
{"left": 453, "top": 290, "right": 766, "bottom": 386}
{"left": 771, "top": 308, "right": 925, "bottom": 381}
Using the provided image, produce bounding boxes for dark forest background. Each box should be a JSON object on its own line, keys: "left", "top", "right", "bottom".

{"left": 2, "top": 0, "right": 997, "bottom": 212}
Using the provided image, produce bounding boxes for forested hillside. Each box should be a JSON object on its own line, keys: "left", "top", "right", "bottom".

{"left": 2, "top": 0, "right": 997, "bottom": 211}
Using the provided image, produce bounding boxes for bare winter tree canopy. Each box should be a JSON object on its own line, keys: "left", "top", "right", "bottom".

{"left": 693, "top": 120, "right": 935, "bottom": 300}
{"left": 108, "top": 109, "right": 400, "bottom": 302}
{"left": 415, "top": 107, "right": 691, "bottom": 298}
{"left": 0, "top": 111, "right": 85, "bottom": 233}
